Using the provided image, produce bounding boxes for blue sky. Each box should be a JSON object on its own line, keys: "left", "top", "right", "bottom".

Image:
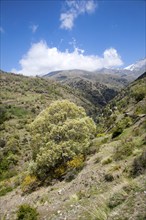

{"left": 0, "top": 0, "right": 145, "bottom": 75}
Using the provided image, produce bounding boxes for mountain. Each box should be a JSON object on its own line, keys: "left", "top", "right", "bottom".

{"left": 136, "top": 71, "right": 146, "bottom": 80}
{"left": 43, "top": 58, "right": 146, "bottom": 85}
{"left": 95, "top": 58, "right": 146, "bottom": 78}
{"left": 43, "top": 69, "right": 132, "bottom": 87}
{"left": 43, "top": 69, "right": 131, "bottom": 110}
{"left": 0, "top": 70, "right": 146, "bottom": 220}
{"left": 97, "top": 71, "right": 146, "bottom": 131}
{"left": 124, "top": 58, "right": 146, "bottom": 72}
{"left": 0, "top": 70, "right": 101, "bottom": 120}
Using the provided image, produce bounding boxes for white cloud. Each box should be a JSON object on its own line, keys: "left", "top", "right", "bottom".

{"left": 60, "top": 0, "right": 97, "bottom": 30}
{"left": 0, "top": 27, "right": 5, "bottom": 33}
{"left": 60, "top": 13, "right": 75, "bottom": 30}
{"left": 12, "top": 40, "right": 123, "bottom": 76}
{"left": 30, "top": 24, "right": 38, "bottom": 33}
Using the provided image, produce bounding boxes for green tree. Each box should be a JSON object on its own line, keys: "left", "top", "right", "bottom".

{"left": 30, "top": 100, "right": 96, "bottom": 180}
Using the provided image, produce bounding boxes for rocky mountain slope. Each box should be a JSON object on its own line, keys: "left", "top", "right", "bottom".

{"left": 43, "top": 69, "right": 130, "bottom": 111}
{"left": 43, "top": 69, "right": 131, "bottom": 88}
{"left": 0, "top": 70, "right": 146, "bottom": 220}
{"left": 43, "top": 59, "right": 146, "bottom": 110}
{"left": 124, "top": 58, "right": 146, "bottom": 73}
{"left": 0, "top": 70, "right": 99, "bottom": 119}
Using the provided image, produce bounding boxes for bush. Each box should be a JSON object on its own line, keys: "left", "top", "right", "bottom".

{"left": 104, "top": 173, "right": 114, "bottom": 182}
{"left": 0, "top": 153, "right": 18, "bottom": 181}
{"left": 67, "top": 154, "right": 84, "bottom": 169}
{"left": 131, "top": 148, "right": 146, "bottom": 177}
{"left": 16, "top": 204, "right": 39, "bottom": 220}
{"left": 112, "top": 117, "right": 132, "bottom": 139}
{"left": 30, "top": 100, "right": 96, "bottom": 181}
{"left": 108, "top": 190, "right": 127, "bottom": 209}
{"left": 131, "top": 83, "right": 146, "bottom": 102}
{"left": 114, "top": 141, "right": 133, "bottom": 161}
{"left": 0, "top": 136, "right": 20, "bottom": 181}
{"left": 21, "top": 175, "right": 38, "bottom": 194}
{"left": 0, "top": 106, "right": 8, "bottom": 124}
{"left": 0, "top": 186, "right": 13, "bottom": 197}
{"left": 6, "top": 137, "right": 20, "bottom": 154}
{"left": 102, "top": 157, "right": 112, "bottom": 165}
{"left": 64, "top": 154, "right": 85, "bottom": 181}
{"left": 0, "top": 139, "right": 6, "bottom": 148}
{"left": 134, "top": 92, "right": 145, "bottom": 102}
{"left": 112, "top": 127, "right": 123, "bottom": 139}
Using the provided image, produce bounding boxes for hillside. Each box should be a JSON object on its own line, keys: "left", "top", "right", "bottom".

{"left": 43, "top": 69, "right": 131, "bottom": 109}
{"left": 43, "top": 58, "right": 146, "bottom": 93}
{"left": 0, "top": 71, "right": 146, "bottom": 220}
{"left": 0, "top": 70, "right": 99, "bottom": 120}
{"left": 43, "top": 69, "right": 131, "bottom": 89}
{"left": 0, "top": 70, "right": 120, "bottom": 187}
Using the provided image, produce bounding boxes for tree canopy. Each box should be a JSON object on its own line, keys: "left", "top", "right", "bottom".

{"left": 30, "top": 100, "right": 96, "bottom": 180}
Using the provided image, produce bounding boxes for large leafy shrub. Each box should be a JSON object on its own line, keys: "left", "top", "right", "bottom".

{"left": 30, "top": 100, "right": 96, "bottom": 180}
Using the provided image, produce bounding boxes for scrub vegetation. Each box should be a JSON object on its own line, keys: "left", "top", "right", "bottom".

{"left": 0, "top": 70, "right": 146, "bottom": 220}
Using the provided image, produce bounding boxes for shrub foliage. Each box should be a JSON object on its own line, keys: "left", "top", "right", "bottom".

{"left": 30, "top": 100, "right": 96, "bottom": 180}
{"left": 131, "top": 148, "right": 146, "bottom": 176}
{"left": 16, "top": 204, "right": 39, "bottom": 220}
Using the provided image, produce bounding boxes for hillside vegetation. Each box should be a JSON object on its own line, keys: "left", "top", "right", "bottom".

{"left": 0, "top": 70, "right": 146, "bottom": 220}
{"left": 44, "top": 69, "right": 132, "bottom": 108}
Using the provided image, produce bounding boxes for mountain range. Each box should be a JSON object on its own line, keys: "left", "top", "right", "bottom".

{"left": 43, "top": 58, "right": 146, "bottom": 80}
{"left": 42, "top": 59, "right": 146, "bottom": 114}
{"left": 124, "top": 58, "right": 146, "bottom": 72}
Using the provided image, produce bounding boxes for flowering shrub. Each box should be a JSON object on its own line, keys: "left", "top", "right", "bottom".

{"left": 30, "top": 100, "right": 96, "bottom": 181}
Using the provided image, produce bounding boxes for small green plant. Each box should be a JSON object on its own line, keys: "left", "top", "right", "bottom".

{"left": 94, "top": 156, "right": 101, "bottom": 164}
{"left": 131, "top": 148, "right": 146, "bottom": 177}
{"left": 108, "top": 190, "right": 127, "bottom": 209}
{"left": 114, "top": 141, "right": 133, "bottom": 161}
{"left": 109, "top": 164, "right": 121, "bottom": 172}
{"left": 81, "top": 197, "right": 109, "bottom": 220}
{"left": 0, "top": 186, "right": 13, "bottom": 197}
{"left": 16, "top": 204, "right": 39, "bottom": 220}
{"left": 87, "top": 138, "right": 101, "bottom": 155}
{"left": 104, "top": 173, "right": 114, "bottom": 182}
{"left": 8, "top": 106, "right": 29, "bottom": 118}
{"left": 102, "top": 157, "right": 112, "bottom": 165}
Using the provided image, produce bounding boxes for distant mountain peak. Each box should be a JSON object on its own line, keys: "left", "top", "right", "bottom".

{"left": 124, "top": 58, "right": 146, "bottom": 71}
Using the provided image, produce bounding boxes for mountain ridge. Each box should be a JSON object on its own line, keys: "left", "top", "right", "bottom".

{"left": 43, "top": 58, "right": 146, "bottom": 80}
{"left": 124, "top": 58, "right": 146, "bottom": 71}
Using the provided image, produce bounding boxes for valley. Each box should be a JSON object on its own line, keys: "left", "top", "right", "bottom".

{"left": 0, "top": 69, "right": 146, "bottom": 219}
